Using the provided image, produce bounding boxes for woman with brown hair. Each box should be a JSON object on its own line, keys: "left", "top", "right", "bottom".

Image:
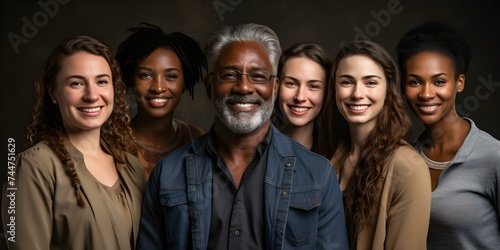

{"left": 325, "top": 40, "right": 431, "bottom": 249}
{"left": 1, "top": 35, "right": 146, "bottom": 250}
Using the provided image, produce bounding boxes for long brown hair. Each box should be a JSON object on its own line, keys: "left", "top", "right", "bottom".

{"left": 324, "top": 40, "right": 411, "bottom": 246}
{"left": 272, "top": 42, "right": 333, "bottom": 158}
{"left": 26, "top": 35, "right": 136, "bottom": 207}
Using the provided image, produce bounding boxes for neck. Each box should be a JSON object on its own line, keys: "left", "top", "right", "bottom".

{"left": 132, "top": 112, "right": 176, "bottom": 150}
{"left": 282, "top": 122, "right": 314, "bottom": 150}
{"left": 66, "top": 129, "right": 102, "bottom": 157}
{"left": 422, "top": 111, "right": 469, "bottom": 151}
{"left": 213, "top": 119, "right": 271, "bottom": 156}
{"left": 348, "top": 121, "right": 374, "bottom": 158}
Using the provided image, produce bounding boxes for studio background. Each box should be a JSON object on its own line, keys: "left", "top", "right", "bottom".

{"left": 1, "top": 0, "right": 499, "bottom": 246}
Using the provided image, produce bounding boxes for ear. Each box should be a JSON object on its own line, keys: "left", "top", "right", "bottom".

{"left": 48, "top": 88, "right": 57, "bottom": 103}
{"left": 272, "top": 77, "right": 279, "bottom": 100}
{"left": 204, "top": 75, "right": 212, "bottom": 100}
{"left": 457, "top": 74, "right": 465, "bottom": 93}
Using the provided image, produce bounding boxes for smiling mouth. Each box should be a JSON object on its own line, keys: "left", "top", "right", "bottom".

{"left": 347, "top": 104, "right": 369, "bottom": 111}
{"left": 290, "top": 106, "right": 309, "bottom": 112}
{"left": 416, "top": 104, "right": 440, "bottom": 111}
{"left": 149, "top": 98, "right": 167, "bottom": 103}
{"left": 78, "top": 107, "right": 101, "bottom": 113}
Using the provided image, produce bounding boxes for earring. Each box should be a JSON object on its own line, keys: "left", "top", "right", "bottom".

{"left": 458, "top": 89, "right": 463, "bottom": 93}
{"left": 53, "top": 100, "right": 57, "bottom": 104}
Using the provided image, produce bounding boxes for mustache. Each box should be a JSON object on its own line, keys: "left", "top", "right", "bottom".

{"left": 223, "top": 95, "right": 263, "bottom": 104}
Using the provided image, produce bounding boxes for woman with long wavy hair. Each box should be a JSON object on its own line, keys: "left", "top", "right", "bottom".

{"left": 1, "top": 35, "right": 146, "bottom": 250}
{"left": 325, "top": 40, "right": 431, "bottom": 249}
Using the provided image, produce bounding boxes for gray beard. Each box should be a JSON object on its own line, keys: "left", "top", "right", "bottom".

{"left": 214, "top": 91, "right": 275, "bottom": 134}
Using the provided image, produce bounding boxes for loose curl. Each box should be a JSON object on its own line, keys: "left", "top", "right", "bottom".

{"left": 26, "top": 35, "right": 136, "bottom": 207}
{"left": 324, "top": 40, "right": 411, "bottom": 246}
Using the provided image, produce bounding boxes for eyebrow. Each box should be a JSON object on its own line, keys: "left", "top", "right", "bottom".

{"left": 137, "top": 66, "right": 181, "bottom": 72}
{"left": 282, "top": 75, "right": 324, "bottom": 83}
{"left": 65, "top": 74, "right": 111, "bottom": 81}
{"left": 337, "top": 74, "right": 382, "bottom": 80}
{"left": 407, "top": 72, "right": 448, "bottom": 79}
{"left": 219, "top": 65, "right": 270, "bottom": 71}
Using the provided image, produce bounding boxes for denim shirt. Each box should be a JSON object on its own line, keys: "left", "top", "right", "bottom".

{"left": 137, "top": 125, "right": 349, "bottom": 250}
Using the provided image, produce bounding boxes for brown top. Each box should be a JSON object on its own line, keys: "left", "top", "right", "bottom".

{"left": 1, "top": 139, "right": 147, "bottom": 250}
{"left": 354, "top": 145, "right": 432, "bottom": 250}
{"left": 135, "top": 119, "right": 205, "bottom": 176}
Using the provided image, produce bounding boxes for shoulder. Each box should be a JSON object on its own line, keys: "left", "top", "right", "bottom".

{"left": 175, "top": 119, "right": 205, "bottom": 138}
{"left": 16, "top": 141, "right": 59, "bottom": 166}
{"left": 387, "top": 144, "right": 429, "bottom": 179}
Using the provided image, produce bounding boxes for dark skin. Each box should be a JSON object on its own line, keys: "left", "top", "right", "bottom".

{"left": 404, "top": 51, "right": 470, "bottom": 191}
{"left": 205, "top": 41, "right": 278, "bottom": 188}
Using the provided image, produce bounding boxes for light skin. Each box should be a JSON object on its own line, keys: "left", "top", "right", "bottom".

{"left": 404, "top": 51, "right": 470, "bottom": 190}
{"left": 205, "top": 41, "right": 278, "bottom": 188}
{"left": 334, "top": 55, "right": 387, "bottom": 191}
{"left": 50, "top": 51, "right": 117, "bottom": 187}
{"left": 131, "top": 48, "right": 184, "bottom": 150}
{"left": 278, "top": 57, "right": 326, "bottom": 149}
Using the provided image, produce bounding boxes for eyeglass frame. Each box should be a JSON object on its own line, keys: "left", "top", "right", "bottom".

{"left": 209, "top": 68, "right": 277, "bottom": 84}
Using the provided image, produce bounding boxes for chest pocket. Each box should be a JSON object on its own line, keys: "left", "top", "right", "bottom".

{"left": 160, "top": 187, "right": 188, "bottom": 206}
{"left": 285, "top": 188, "right": 322, "bottom": 246}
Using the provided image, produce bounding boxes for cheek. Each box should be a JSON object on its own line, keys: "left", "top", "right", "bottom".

{"left": 278, "top": 87, "right": 294, "bottom": 102}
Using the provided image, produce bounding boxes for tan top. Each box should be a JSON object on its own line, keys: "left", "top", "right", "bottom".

{"left": 1, "top": 139, "right": 147, "bottom": 250}
{"left": 355, "top": 145, "right": 432, "bottom": 250}
{"left": 135, "top": 119, "right": 205, "bottom": 176}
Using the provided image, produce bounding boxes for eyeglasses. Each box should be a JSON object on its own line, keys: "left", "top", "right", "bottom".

{"left": 210, "top": 69, "right": 276, "bottom": 84}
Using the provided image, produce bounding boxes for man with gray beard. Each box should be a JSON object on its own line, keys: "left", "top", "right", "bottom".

{"left": 137, "top": 23, "right": 349, "bottom": 250}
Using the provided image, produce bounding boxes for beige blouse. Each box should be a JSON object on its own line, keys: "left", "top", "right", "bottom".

{"left": 1, "top": 139, "right": 147, "bottom": 250}
{"left": 353, "top": 145, "right": 432, "bottom": 250}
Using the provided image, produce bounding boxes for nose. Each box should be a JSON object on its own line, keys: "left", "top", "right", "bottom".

{"left": 232, "top": 74, "right": 254, "bottom": 95}
{"left": 83, "top": 84, "right": 100, "bottom": 102}
{"left": 150, "top": 77, "right": 166, "bottom": 93}
{"left": 351, "top": 83, "right": 364, "bottom": 99}
{"left": 418, "top": 83, "right": 435, "bottom": 100}
{"left": 294, "top": 85, "right": 306, "bottom": 102}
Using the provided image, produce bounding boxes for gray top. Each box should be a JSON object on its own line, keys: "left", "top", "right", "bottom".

{"left": 414, "top": 118, "right": 500, "bottom": 249}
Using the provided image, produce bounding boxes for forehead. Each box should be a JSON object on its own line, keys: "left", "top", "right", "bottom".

{"left": 214, "top": 41, "right": 272, "bottom": 70}
{"left": 336, "top": 55, "right": 384, "bottom": 77}
{"left": 406, "top": 51, "right": 455, "bottom": 73}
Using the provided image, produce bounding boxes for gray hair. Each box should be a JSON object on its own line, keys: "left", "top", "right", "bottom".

{"left": 205, "top": 23, "right": 281, "bottom": 74}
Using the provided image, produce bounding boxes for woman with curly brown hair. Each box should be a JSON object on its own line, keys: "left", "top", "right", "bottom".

{"left": 325, "top": 40, "right": 431, "bottom": 249}
{"left": 1, "top": 35, "right": 147, "bottom": 250}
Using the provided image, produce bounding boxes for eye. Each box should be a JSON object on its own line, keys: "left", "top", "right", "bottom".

{"left": 138, "top": 72, "right": 153, "bottom": 80}
{"left": 339, "top": 79, "right": 353, "bottom": 86}
{"left": 434, "top": 79, "right": 446, "bottom": 86}
{"left": 218, "top": 70, "right": 239, "bottom": 81}
{"left": 366, "top": 80, "right": 378, "bottom": 87}
{"left": 69, "top": 80, "right": 84, "bottom": 87}
{"left": 284, "top": 80, "right": 298, "bottom": 87}
{"left": 407, "top": 79, "right": 420, "bottom": 86}
{"left": 249, "top": 71, "right": 269, "bottom": 82}
{"left": 309, "top": 83, "right": 321, "bottom": 90}
{"left": 166, "top": 74, "right": 179, "bottom": 81}
{"left": 97, "top": 79, "right": 109, "bottom": 85}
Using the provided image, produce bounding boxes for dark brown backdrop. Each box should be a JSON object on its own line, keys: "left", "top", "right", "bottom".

{"left": 1, "top": 0, "right": 499, "bottom": 246}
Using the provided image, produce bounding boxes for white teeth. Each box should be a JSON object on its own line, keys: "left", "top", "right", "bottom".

{"left": 349, "top": 105, "right": 369, "bottom": 111}
{"left": 235, "top": 103, "right": 254, "bottom": 107}
{"left": 421, "top": 105, "right": 438, "bottom": 110}
{"left": 291, "top": 106, "right": 308, "bottom": 112}
{"left": 151, "top": 98, "right": 167, "bottom": 103}
{"left": 80, "top": 107, "right": 101, "bottom": 113}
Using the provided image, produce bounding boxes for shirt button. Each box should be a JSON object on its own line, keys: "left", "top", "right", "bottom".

{"left": 281, "top": 191, "right": 287, "bottom": 196}
{"left": 234, "top": 230, "right": 240, "bottom": 236}
{"left": 285, "top": 162, "right": 291, "bottom": 167}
